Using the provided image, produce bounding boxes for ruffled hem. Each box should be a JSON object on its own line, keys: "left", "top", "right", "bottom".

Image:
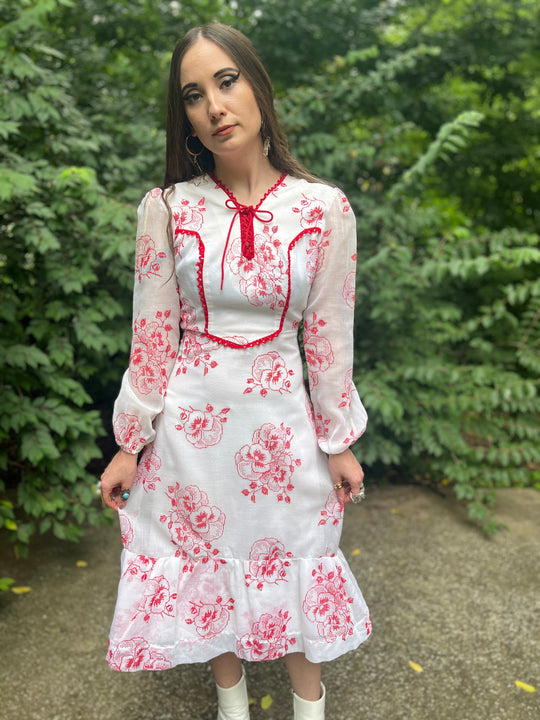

{"left": 106, "top": 548, "right": 371, "bottom": 672}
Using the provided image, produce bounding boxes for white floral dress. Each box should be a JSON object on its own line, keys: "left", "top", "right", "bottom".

{"left": 106, "top": 173, "right": 371, "bottom": 672}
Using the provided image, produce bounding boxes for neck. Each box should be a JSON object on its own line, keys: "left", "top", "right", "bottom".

{"left": 213, "top": 153, "right": 281, "bottom": 206}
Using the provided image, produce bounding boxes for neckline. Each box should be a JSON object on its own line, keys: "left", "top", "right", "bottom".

{"left": 210, "top": 171, "right": 287, "bottom": 210}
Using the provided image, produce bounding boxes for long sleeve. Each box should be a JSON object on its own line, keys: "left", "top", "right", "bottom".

{"left": 112, "top": 189, "right": 181, "bottom": 454}
{"left": 302, "top": 188, "right": 368, "bottom": 454}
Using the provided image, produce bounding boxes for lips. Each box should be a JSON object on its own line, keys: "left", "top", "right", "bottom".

{"left": 213, "top": 124, "right": 236, "bottom": 136}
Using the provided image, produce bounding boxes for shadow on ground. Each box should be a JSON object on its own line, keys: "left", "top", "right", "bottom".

{"left": 0, "top": 485, "right": 538, "bottom": 720}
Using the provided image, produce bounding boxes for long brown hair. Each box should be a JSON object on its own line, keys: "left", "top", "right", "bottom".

{"left": 163, "top": 23, "right": 318, "bottom": 188}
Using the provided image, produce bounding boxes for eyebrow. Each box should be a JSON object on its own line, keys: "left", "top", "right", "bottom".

{"left": 181, "top": 67, "right": 239, "bottom": 95}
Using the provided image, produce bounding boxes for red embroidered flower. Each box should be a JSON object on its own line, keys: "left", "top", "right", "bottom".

{"left": 134, "top": 234, "right": 166, "bottom": 283}
{"left": 236, "top": 423, "right": 300, "bottom": 503}
{"left": 113, "top": 413, "right": 145, "bottom": 454}
{"left": 236, "top": 609, "right": 295, "bottom": 661}
{"left": 137, "top": 575, "right": 177, "bottom": 623}
{"left": 245, "top": 538, "right": 293, "bottom": 590}
{"left": 175, "top": 404, "right": 229, "bottom": 448}
{"left": 186, "top": 595, "right": 234, "bottom": 638}
{"left": 293, "top": 194, "right": 326, "bottom": 228}
{"left": 303, "top": 313, "right": 334, "bottom": 387}
{"left": 173, "top": 198, "right": 206, "bottom": 233}
{"left": 129, "top": 311, "right": 176, "bottom": 396}
{"left": 119, "top": 513, "right": 134, "bottom": 548}
{"left": 318, "top": 490, "right": 344, "bottom": 527}
{"left": 107, "top": 637, "right": 172, "bottom": 672}
{"left": 302, "top": 562, "right": 354, "bottom": 643}
{"left": 137, "top": 445, "right": 162, "bottom": 492}
{"left": 244, "top": 351, "right": 294, "bottom": 396}
{"left": 123, "top": 555, "right": 156, "bottom": 582}
{"left": 342, "top": 270, "right": 355, "bottom": 308}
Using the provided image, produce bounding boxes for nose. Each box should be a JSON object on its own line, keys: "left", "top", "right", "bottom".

{"left": 207, "top": 91, "right": 225, "bottom": 120}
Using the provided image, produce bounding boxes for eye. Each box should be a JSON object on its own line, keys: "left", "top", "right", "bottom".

{"left": 183, "top": 91, "right": 202, "bottom": 105}
{"left": 220, "top": 72, "right": 240, "bottom": 90}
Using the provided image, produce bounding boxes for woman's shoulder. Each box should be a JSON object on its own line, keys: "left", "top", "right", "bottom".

{"left": 284, "top": 175, "right": 351, "bottom": 215}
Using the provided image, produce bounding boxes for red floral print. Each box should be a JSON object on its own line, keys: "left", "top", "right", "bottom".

{"left": 236, "top": 423, "right": 301, "bottom": 503}
{"left": 339, "top": 369, "right": 354, "bottom": 409}
{"left": 315, "top": 412, "right": 331, "bottom": 441}
{"left": 122, "top": 555, "right": 156, "bottom": 581}
{"left": 237, "top": 609, "right": 295, "bottom": 661}
{"left": 173, "top": 197, "right": 206, "bottom": 234}
{"left": 336, "top": 188, "right": 351, "bottom": 213}
{"left": 135, "top": 234, "right": 166, "bottom": 283}
{"left": 175, "top": 404, "right": 229, "bottom": 448}
{"left": 303, "top": 313, "right": 334, "bottom": 387}
{"left": 133, "top": 575, "right": 177, "bottom": 623}
{"left": 107, "top": 637, "right": 172, "bottom": 671}
{"left": 292, "top": 194, "right": 326, "bottom": 228}
{"left": 245, "top": 538, "right": 293, "bottom": 590}
{"left": 225, "top": 225, "right": 287, "bottom": 309}
{"left": 318, "top": 491, "right": 344, "bottom": 527}
{"left": 113, "top": 413, "right": 145, "bottom": 454}
{"left": 243, "top": 351, "right": 294, "bottom": 396}
{"left": 303, "top": 562, "right": 354, "bottom": 643}
{"left": 119, "top": 513, "right": 134, "bottom": 549}
{"left": 137, "top": 445, "right": 162, "bottom": 492}
{"left": 305, "top": 230, "right": 330, "bottom": 281}
{"left": 342, "top": 270, "right": 355, "bottom": 308}
{"left": 159, "top": 483, "right": 226, "bottom": 572}
{"left": 129, "top": 310, "right": 176, "bottom": 396}
{"left": 176, "top": 334, "right": 218, "bottom": 377}
{"left": 186, "top": 595, "right": 234, "bottom": 638}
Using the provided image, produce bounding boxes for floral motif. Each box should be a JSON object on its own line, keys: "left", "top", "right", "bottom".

{"left": 318, "top": 491, "right": 344, "bottom": 527}
{"left": 336, "top": 188, "right": 351, "bottom": 213}
{"left": 137, "top": 445, "right": 162, "bottom": 492}
{"left": 173, "top": 197, "right": 206, "bottom": 234}
{"left": 315, "top": 412, "right": 331, "bottom": 441}
{"left": 342, "top": 270, "right": 355, "bottom": 308}
{"left": 339, "top": 369, "right": 354, "bottom": 409}
{"left": 237, "top": 610, "right": 295, "bottom": 661}
{"left": 122, "top": 555, "right": 156, "bottom": 581}
{"left": 119, "top": 513, "right": 134, "bottom": 548}
{"left": 225, "top": 225, "right": 286, "bottom": 309}
{"left": 305, "top": 230, "right": 330, "bottom": 281}
{"left": 129, "top": 310, "right": 176, "bottom": 396}
{"left": 303, "top": 562, "right": 354, "bottom": 643}
{"left": 107, "top": 637, "right": 172, "bottom": 672}
{"left": 135, "top": 234, "right": 166, "bottom": 283}
{"left": 236, "top": 423, "right": 301, "bottom": 504}
{"left": 303, "top": 313, "right": 334, "bottom": 387}
{"left": 159, "top": 483, "right": 226, "bottom": 572}
{"left": 175, "top": 404, "right": 229, "bottom": 448}
{"left": 245, "top": 538, "right": 293, "bottom": 590}
{"left": 186, "top": 595, "right": 235, "bottom": 639}
{"left": 293, "top": 194, "right": 326, "bottom": 228}
{"left": 133, "top": 575, "right": 177, "bottom": 623}
{"left": 243, "top": 351, "right": 293, "bottom": 396}
{"left": 176, "top": 334, "right": 218, "bottom": 377}
{"left": 113, "top": 413, "right": 145, "bottom": 454}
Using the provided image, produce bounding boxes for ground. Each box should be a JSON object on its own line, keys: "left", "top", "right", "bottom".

{"left": 0, "top": 484, "right": 538, "bottom": 720}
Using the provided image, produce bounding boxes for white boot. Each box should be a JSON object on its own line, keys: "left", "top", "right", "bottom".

{"left": 293, "top": 682, "right": 326, "bottom": 719}
{"left": 216, "top": 670, "right": 250, "bottom": 720}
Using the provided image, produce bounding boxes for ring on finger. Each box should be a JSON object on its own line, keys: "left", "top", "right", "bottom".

{"left": 333, "top": 483, "right": 343, "bottom": 490}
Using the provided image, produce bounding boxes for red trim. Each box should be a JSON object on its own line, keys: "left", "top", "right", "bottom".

{"left": 176, "top": 226, "right": 322, "bottom": 350}
{"left": 209, "top": 172, "right": 287, "bottom": 210}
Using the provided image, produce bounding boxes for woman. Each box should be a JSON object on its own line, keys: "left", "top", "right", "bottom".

{"left": 101, "top": 23, "right": 371, "bottom": 720}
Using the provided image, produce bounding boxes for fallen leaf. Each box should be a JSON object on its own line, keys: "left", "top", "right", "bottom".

{"left": 11, "top": 586, "right": 31, "bottom": 595}
{"left": 515, "top": 680, "right": 535, "bottom": 693}
{"left": 248, "top": 695, "right": 256, "bottom": 706}
{"left": 76, "top": 561, "right": 88, "bottom": 568}
{"left": 390, "top": 508, "right": 400, "bottom": 514}
{"left": 351, "top": 548, "right": 361, "bottom": 556}
{"left": 409, "top": 660, "right": 423, "bottom": 673}
{"left": 440, "top": 478, "right": 450, "bottom": 486}
{"left": 261, "top": 694, "right": 273, "bottom": 710}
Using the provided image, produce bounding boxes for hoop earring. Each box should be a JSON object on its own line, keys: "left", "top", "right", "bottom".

{"left": 185, "top": 135, "right": 204, "bottom": 174}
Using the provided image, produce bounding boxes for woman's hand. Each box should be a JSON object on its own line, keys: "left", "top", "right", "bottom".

{"left": 100, "top": 450, "right": 138, "bottom": 511}
{"left": 328, "top": 448, "right": 364, "bottom": 505}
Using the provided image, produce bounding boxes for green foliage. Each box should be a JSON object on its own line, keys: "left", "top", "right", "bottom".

{"left": 1, "top": 0, "right": 538, "bottom": 546}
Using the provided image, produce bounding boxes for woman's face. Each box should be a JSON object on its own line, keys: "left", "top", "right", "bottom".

{"left": 179, "top": 38, "right": 263, "bottom": 161}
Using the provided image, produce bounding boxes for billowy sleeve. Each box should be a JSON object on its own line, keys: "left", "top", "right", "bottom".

{"left": 112, "top": 189, "right": 180, "bottom": 454}
{"left": 302, "top": 188, "right": 368, "bottom": 454}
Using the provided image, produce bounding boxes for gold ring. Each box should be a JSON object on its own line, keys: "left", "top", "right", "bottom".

{"left": 333, "top": 483, "right": 343, "bottom": 490}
